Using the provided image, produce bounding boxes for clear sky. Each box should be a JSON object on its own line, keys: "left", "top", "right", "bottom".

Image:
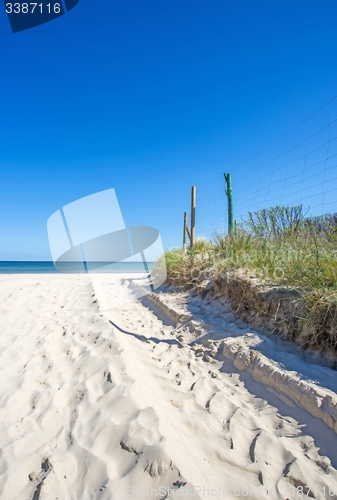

{"left": 1, "top": 0, "right": 337, "bottom": 259}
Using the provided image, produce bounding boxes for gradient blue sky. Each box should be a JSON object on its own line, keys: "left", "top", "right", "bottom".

{"left": 1, "top": 0, "right": 337, "bottom": 259}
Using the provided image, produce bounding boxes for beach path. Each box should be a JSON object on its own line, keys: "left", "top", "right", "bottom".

{"left": 0, "top": 274, "right": 336, "bottom": 499}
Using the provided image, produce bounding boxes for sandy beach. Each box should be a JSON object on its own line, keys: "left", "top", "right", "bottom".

{"left": 0, "top": 274, "right": 336, "bottom": 500}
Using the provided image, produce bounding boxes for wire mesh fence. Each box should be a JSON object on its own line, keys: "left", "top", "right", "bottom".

{"left": 186, "top": 96, "right": 337, "bottom": 242}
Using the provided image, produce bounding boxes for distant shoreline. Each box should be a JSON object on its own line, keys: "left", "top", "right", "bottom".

{"left": 0, "top": 261, "right": 154, "bottom": 274}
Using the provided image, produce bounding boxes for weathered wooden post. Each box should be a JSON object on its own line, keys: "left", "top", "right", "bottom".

{"left": 190, "top": 186, "right": 196, "bottom": 248}
{"left": 224, "top": 173, "right": 234, "bottom": 235}
{"left": 183, "top": 212, "right": 187, "bottom": 251}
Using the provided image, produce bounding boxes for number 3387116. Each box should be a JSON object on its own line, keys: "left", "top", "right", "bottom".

{"left": 5, "top": 3, "right": 61, "bottom": 14}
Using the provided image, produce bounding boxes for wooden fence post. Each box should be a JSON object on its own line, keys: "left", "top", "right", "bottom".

{"left": 224, "top": 173, "right": 234, "bottom": 235}
{"left": 190, "top": 186, "right": 196, "bottom": 248}
{"left": 183, "top": 212, "right": 187, "bottom": 251}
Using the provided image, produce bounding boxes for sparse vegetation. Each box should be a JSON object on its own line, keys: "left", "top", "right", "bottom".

{"left": 163, "top": 205, "right": 337, "bottom": 353}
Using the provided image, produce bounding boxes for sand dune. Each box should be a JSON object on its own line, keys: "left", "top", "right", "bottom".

{"left": 0, "top": 274, "right": 336, "bottom": 499}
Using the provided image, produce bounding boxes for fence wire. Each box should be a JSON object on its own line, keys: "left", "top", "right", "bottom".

{"left": 187, "top": 96, "right": 337, "bottom": 242}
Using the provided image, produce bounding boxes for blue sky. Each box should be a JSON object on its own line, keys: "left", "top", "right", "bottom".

{"left": 1, "top": 0, "right": 337, "bottom": 259}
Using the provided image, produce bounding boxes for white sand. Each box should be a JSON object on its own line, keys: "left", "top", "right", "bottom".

{"left": 0, "top": 274, "right": 337, "bottom": 500}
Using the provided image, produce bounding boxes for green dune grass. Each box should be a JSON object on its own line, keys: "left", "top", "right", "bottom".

{"left": 163, "top": 206, "right": 337, "bottom": 351}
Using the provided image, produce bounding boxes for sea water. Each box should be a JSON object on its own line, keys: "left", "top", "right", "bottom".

{"left": 0, "top": 261, "right": 153, "bottom": 274}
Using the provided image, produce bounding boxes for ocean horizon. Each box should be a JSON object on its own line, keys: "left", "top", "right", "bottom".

{"left": 0, "top": 261, "right": 154, "bottom": 274}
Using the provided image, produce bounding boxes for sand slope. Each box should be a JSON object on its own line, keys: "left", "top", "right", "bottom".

{"left": 0, "top": 275, "right": 336, "bottom": 499}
